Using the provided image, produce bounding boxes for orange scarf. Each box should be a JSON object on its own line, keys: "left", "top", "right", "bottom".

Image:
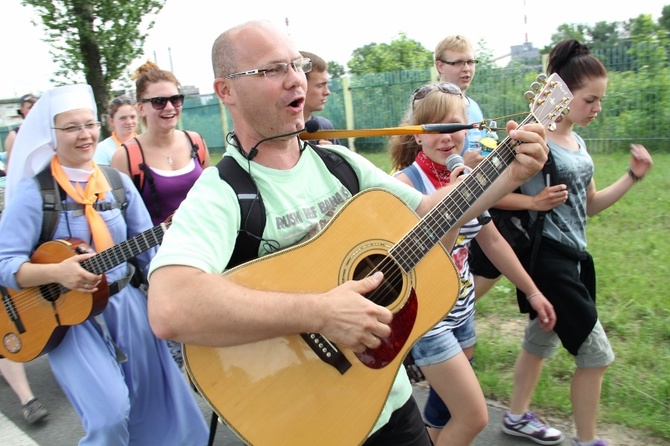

{"left": 50, "top": 157, "right": 115, "bottom": 251}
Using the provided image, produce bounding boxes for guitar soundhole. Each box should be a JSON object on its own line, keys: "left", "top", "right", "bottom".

{"left": 353, "top": 254, "right": 402, "bottom": 307}
{"left": 39, "top": 284, "right": 63, "bottom": 302}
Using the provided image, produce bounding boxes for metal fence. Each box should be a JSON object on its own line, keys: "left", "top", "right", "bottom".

{"left": 2, "top": 43, "right": 668, "bottom": 155}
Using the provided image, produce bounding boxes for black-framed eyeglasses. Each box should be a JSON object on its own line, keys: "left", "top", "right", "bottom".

{"left": 52, "top": 121, "right": 101, "bottom": 135}
{"left": 437, "top": 59, "right": 479, "bottom": 68}
{"left": 412, "top": 82, "right": 463, "bottom": 107}
{"left": 140, "top": 94, "right": 185, "bottom": 110}
{"left": 224, "top": 57, "right": 312, "bottom": 80}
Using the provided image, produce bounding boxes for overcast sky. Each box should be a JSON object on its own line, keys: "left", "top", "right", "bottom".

{"left": 1, "top": 0, "right": 667, "bottom": 98}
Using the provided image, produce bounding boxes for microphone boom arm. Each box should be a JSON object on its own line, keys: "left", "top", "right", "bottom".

{"left": 299, "top": 123, "right": 477, "bottom": 141}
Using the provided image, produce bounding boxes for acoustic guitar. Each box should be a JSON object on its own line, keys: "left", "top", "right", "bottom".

{"left": 183, "top": 74, "right": 573, "bottom": 446}
{"left": 0, "top": 218, "right": 171, "bottom": 362}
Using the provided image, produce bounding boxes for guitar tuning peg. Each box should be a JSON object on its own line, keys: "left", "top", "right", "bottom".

{"left": 536, "top": 73, "right": 547, "bottom": 83}
{"left": 547, "top": 122, "right": 557, "bottom": 132}
{"left": 524, "top": 91, "right": 535, "bottom": 101}
{"left": 530, "top": 81, "right": 542, "bottom": 91}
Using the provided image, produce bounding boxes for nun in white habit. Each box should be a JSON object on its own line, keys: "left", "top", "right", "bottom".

{"left": 0, "top": 84, "right": 208, "bottom": 445}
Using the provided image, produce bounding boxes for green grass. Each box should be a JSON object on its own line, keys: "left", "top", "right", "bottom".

{"left": 471, "top": 151, "right": 670, "bottom": 441}
{"left": 213, "top": 148, "right": 670, "bottom": 440}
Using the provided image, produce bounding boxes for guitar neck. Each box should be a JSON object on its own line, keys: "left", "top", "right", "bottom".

{"left": 390, "top": 115, "right": 536, "bottom": 272}
{"left": 80, "top": 221, "right": 169, "bottom": 275}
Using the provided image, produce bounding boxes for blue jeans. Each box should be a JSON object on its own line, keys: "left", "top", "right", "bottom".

{"left": 415, "top": 314, "right": 477, "bottom": 428}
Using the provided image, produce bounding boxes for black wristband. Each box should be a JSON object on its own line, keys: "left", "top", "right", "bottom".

{"left": 627, "top": 168, "right": 643, "bottom": 182}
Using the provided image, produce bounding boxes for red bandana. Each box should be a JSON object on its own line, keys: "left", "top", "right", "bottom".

{"left": 415, "top": 151, "right": 452, "bottom": 189}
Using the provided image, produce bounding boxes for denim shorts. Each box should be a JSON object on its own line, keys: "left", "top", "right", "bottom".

{"left": 411, "top": 313, "right": 476, "bottom": 367}
{"left": 522, "top": 317, "right": 615, "bottom": 368}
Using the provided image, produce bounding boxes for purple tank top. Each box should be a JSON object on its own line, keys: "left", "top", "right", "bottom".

{"left": 141, "top": 160, "right": 203, "bottom": 226}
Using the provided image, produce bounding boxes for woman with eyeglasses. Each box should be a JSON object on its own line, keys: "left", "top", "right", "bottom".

{"left": 93, "top": 95, "right": 138, "bottom": 165}
{"left": 111, "top": 61, "right": 211, "bottom": 370}
{"left": 389, "top": 82, "right": 558, "bottom": 446}
{"left": 0, "top": 84, "right": 209, "bottom": 445}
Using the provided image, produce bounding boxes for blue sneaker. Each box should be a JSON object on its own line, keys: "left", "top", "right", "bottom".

{"left": 502, "top": 411, "right": 564, "bottom": 445}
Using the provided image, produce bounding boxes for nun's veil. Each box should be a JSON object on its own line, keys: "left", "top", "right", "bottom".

{"left": 4, "top": 84, "right": 97, "bottom": 207}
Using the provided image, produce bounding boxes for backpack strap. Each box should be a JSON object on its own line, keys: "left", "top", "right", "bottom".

{"left": 35, "top": 166, "right": 63, "bottom": 246}
{"left": 121, "top": 137, "right": 161, "bottom": 216}
{"left": 526, "top": 149, "right": 556, "bottom": 272}
{"left": 216, "top": 156, "right": 265, "bottom": 269}
{"left": 217, "top": 143, "right": 359, "bottom": 269}
{"left": 98, "top": 166, "right": 128, "bottom": 217}
{"left": 184, "top": 130, "right": 207, "bottom": 166}
{"left": 121, "top": 137, "right": 146, "bottom": 192}
{"left": 35, "top": 165, "right": 127, "bottom": 246}
{"left": 398, "top": 164, "right": 428, "bottom": 194}
{"left": 306, "top": 142, "right": 359, "bottom": 196}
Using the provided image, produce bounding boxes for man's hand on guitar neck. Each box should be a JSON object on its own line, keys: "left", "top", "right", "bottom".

{"left": 318, "top": 271, "right": 393, "bottom": 353}
{"left": 505, "top": 121, "right": 549, "bottom": 184}
{"left": 415, "top": 121, "right": 548, "bottom": 228}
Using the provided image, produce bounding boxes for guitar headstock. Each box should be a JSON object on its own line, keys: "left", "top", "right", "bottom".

{"left": 525, "top": 73, "right": 574, "bottom": 131}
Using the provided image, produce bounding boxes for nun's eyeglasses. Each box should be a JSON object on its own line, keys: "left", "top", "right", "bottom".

{"left": 52, "top": 121, "right": 101, "bottom": 134}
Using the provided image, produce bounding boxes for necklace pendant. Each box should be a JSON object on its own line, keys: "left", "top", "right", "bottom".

{"left": 167, "top": 155, "right": 173, "bottom": 166}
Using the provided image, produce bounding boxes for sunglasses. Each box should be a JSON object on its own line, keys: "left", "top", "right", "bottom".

{"left": 412, "top": 82, "right": 462, "bottom": 101}
{"left": 140, "top": 94, "right": 185, "bottom": 110}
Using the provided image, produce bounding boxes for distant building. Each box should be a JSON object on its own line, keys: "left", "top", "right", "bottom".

{"left": 182, "top": 85, "right": 200, "bottom": 95}
{"left": 510, "top": 42, "right": 540, "bottom": 64}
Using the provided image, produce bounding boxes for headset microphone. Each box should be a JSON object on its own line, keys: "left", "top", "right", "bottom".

{"left": 304, "top": 119, "right": 320, "bottom": 133}
{"left": 245, "top": 122, "right": 316, "bottom": 161}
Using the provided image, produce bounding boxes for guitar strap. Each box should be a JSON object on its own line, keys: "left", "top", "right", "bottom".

{"left": 217, "top": 142, "right": 360, "bottom": 269}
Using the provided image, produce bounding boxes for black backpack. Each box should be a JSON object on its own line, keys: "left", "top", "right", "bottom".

{"left": 35, "top": 165, "right": 127, "bottom": 246}
{"left": 491, "top": 149, "right": 556, "bottom": 273}
{"left": 217, "top": 143, "right": 359, "bottom": 269}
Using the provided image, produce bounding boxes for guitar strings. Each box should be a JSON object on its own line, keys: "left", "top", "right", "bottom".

{"left": 361, "top": 135, "right": 519, "bottom": 307}
{"left": 1, "top": 224, "right": 168, "bottom": 316}
{"left": 361, "top": 99, "right": 556, "bottom": 307}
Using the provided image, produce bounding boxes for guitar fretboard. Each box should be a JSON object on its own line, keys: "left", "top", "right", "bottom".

{"left": 81, "top": 221, "right": 170, "bottom": 275}
{"left": 389, "top": 115, "right": 534, "bottom": 272}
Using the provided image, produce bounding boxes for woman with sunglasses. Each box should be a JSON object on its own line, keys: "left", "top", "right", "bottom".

{"left": 112, "top": 61, "right": 211, "bottom": 226}
{"left": 389, "top": 82, "right": 559, "bottom": 446}
{"left": 111, "top": 61, "right": 211, "bottom": 369}
{"left": 93, "top": 95, "right": 138, "bottom": 165}
{"left": 0, "top": 84, "right": 209, "bottom": 445}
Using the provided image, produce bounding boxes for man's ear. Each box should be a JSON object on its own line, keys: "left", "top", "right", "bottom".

{"left": 213, "top": 78, "right": 233, "bottom": 105}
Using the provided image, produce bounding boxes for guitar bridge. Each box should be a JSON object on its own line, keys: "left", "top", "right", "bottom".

{"left": 300, "top": 332, "right": 351, "bottom": 375}
{"left": 1, "top": 290, "right": 25, "bottom": 334}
